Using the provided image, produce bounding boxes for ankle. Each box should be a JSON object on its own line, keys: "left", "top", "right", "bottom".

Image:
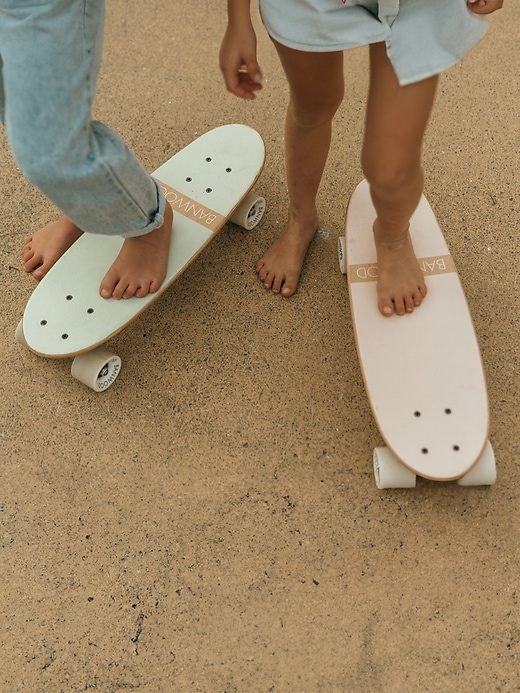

{"left": 372, "top": 219, "right": 411, "bottom": 248}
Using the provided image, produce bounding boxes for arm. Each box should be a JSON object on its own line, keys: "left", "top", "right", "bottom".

{"left": 467, "top": 0, "right": 503, "bottom": 14}
{"left": 219, "top": 0, "right": 263, "bottom": 100}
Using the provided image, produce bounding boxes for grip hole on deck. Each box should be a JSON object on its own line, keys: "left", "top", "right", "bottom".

{"left": 226, "top": 167, "right": 232, "bottom": 173}
{"left": 421, "top": 448, "right": 429, "bottom": 455}
{"left": 414, "top": 411, "right": 421, "bottom": 417}
{"left": 445, "top": 408, "right": 452, "bottom": 415}
{"left": 205, "top": 157, "right": 212, "bottom": 162}
{"left": 40, "top": 320, "right": 47, "bottom": 326}
{"left": 205, "top": 188, "right": 212, "bottom": 193}
{"left": 66, "top": 295, "right": 73, "bottom": 301}
{"left": 453, "top": 445, "right": 460, "bottom": 452}
{"left": 87, "top": 308, "right": 94, "bottom": 314}
{"left": 61, "top": 334, "right": 69, "bottom": 340}
{"left": 186, "top": 177, "right": 192, "bottom": 182}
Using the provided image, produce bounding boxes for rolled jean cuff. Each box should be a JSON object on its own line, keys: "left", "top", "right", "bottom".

{"left": 119, "top": 179, "right": 168, "bottom": 239}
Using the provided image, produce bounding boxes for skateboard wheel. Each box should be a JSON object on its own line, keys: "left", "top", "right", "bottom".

{"left": 373, "top": 447, "right": 416, "bottom": 489}
{"left": 71, "top": 347, "right": 122, "bottom": 392}
{"left": 457, "top": 441, "right": 497, "bottom": 486}
{"left": 338, "top": 237, "right": 347, "bottom": 275}
{"left": 230, "top": 191, "right": 266, "bottom": 230}
{"left": 15, "top": 319, "right": 29, "bottom": 348}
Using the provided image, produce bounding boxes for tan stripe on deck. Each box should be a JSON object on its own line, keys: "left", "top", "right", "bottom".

{"left": 348, "top": 254, "right": 456, "bottom": 283}
{"left": 155, "top": 179, "right": 225, "bottom": 233}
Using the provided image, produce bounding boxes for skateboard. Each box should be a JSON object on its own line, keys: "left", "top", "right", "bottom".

{"left": 338, "top": 179, "right": 496, "bottom": 488}
{"left": 16, "top": 124, "right": 266, "bottom": 391}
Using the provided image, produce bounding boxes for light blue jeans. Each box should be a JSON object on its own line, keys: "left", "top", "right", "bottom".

{"left": 0, "top": 0, "right": 166, "bottom": 237}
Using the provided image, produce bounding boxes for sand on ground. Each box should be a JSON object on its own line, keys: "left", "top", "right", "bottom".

{"left": 0, "top": 3, "right": 518, "bottom": 691}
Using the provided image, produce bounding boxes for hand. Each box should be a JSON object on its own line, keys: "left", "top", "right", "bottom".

{"left": 467, "top": 0, "right": 504, "bottom": 14}
{"left": 219, "top": 25, "right": 263, "bottom": 100}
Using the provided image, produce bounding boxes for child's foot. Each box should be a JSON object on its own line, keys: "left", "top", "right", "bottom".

{"left": 23, "top": 217, "right": 84, "bottom": 280}
{"left": 255, "top": 216, "right": 318, "bottom": 297}
{"left": 99, "top": 203, "right": 173, "bottom": 299}
{"left": 373, "top": 220, "right": 427, "bottom": 317}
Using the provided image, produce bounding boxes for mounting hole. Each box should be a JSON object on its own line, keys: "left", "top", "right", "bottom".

{"left": 66, "top": 295, "right": 73, "bottom": 301}
{"left": 205, "top": 187, "right": 212, "bottom": 193}
{"left": 453, "top": 445, "right": 460, "bottom": 452}
{"left": 40, "top": 320, "right": 47, "bottom": 326}
{"left": 205, "top": 157, "right": 212, "bottom": 162}
{"left": 186, "top": 177, "right": 192, "bottom": 182}
{"left": 414, "top": 411, "right": 421, "bottom": 417}
{"left": 226, "top": 167, "right": 232, "bottom": 173}
{"left": 61, "top": 334, "right": 69, "bottom": 340}
{"left": 421, "top": 448, "right": 429, "bottom": 455}
{"left": 445, "top": 408, "right": 452, "bottom": 415}
{"left": 87, "top": 308, "right": 94, "bottom": 314}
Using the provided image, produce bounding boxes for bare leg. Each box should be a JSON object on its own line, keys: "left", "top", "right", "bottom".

{"left": 256, "top": 41, "right": 344, "bottom": 296}
{"left": 362, "top": 43, "right": 438, "bottom": 317}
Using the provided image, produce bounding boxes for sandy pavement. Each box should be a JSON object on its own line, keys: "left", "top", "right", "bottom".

{"left": 0, "top": 2, "right": 518, "bottom": 691}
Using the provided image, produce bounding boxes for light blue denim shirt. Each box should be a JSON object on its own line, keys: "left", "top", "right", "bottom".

{"left": 259, "top": 0, "right": 488, "bottom": 85}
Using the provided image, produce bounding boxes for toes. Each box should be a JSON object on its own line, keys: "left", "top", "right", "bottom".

{"left": 25, "top": 255, "right": 47, "bottom": 280}
{"left": 380, "top": 301, "right": 394, "bottom": 317}
{"left": 281, "top": 275, "right": 298, "bottom": 297}
{"left": 270, "top": 273, "right": 283, "bottom": 294}
{"left": 22, "top": 247, "right": 37, "bottom": 272}
{"left": 100, "top": 274, "right": 117, "bottom": 299}
{"left": 404, "top": 294, "right": 416, "bottom": 314}
{"left": 413, "top": 291, "right": 423, "bottom": 309}
{"left": 100, "top": 271, "right": 132, "bottom": 300}
{"left": 147, "top": 277, "right": 162, "bottom": 295}
{"left": 101, "top": 276, "right": 161, "bottom": 300}
{"left": 257, "top": 265, "right": 299, "bottom": 297}
{"left": 379, "top": 282, "right": 429, "bottom": 317}
{"left": 261, "top": 270, "right": 274, "bottom": 290}
{"left": 134, "top": 281, "right": 157, "bottom": 299}
{"left": 116, "top": 280, "right": 138, "bottom": 300}
{"left": 281, "top": 285, "right": 296, "bottom": 297}
{"left": 23, "top": 236, "right": 34, "bottom": 255}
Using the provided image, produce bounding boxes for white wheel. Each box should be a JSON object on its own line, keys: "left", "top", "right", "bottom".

{"left": 71, "top": 346, "right": 121, "bottom": 392}
{"left": 338, "top": 236, "right": 347, "bottom": 275}
{"left": 457, "top": 441, "right": 496, "bottom": 486}
{"left": 230, "top": 191, "right": 266, "bottom": 230}
{"left": 15, "top": 319, "right": 29, "bottom": 348}
{"left": 373, "top": 447, "right": 416, "bottom": 489}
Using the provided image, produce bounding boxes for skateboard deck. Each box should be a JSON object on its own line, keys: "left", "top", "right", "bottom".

{"left": 17, "top": 124, "right": 265, "bottom": 390}
{"left": 340, "top": 179, "right": 495, "bottom": 487}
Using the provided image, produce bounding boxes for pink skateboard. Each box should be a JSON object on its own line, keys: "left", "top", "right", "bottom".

{"left": 339, "top": 180, "right": 496, "bottom": 488}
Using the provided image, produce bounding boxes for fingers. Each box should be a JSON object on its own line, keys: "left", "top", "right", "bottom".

{"left": 236, "top": 66, "right": 263, "bottom": 99}
{"left": 219, "top": 25, "right": 263, "bottom": 100}
{"left": 221, "top": 60, "right": 263, "bottom": 99}
{"left": 467, "top": 0, "right": 503, "bottom": 14}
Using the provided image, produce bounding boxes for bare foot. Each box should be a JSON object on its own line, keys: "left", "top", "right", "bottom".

{"left": 255, "top": 216, "right": 318, "bottom": 297}
{"left": 23, "top": 217, "right": 83, "bottom": 280}
{"left": 373, "top": 220, "right": 427, "bottom": 317}
{"left": 99, "top": 203, "right": 173, "bottom": 299}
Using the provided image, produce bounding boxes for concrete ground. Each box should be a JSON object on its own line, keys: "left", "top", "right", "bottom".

{"left": 0, "top": 2, "right": 518, "bottom": 691}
